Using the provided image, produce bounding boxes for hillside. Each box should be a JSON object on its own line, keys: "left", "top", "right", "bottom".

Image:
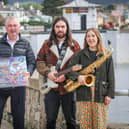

{"left": 88, "top": 0, "right": 128, "bottom": 5}
{"left": 8, "top": 0, "right": 129, "bottom": 5}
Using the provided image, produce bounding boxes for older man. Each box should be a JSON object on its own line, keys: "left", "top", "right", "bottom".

{"left": 0, "top": 17, "right": 35, "bottom": 129}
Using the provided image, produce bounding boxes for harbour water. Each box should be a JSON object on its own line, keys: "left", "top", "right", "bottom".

{"left": 108, "top": 64, "right": 129, "bottom": 123}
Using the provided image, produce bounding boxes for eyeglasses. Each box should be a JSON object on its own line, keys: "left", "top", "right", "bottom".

{"left": 7, "top": 24, "right": 19, "bottom": 28}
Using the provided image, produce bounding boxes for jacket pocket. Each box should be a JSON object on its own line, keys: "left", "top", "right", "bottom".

{"left": 15, "top": 48, "right": 26, "bottom": 55}
{"left": 101, "top": 81, "right": 109, "bottom": 96}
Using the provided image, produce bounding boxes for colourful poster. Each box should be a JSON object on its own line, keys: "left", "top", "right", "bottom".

{"left": 0, "top": 56, "right": 29, "bottom": 88}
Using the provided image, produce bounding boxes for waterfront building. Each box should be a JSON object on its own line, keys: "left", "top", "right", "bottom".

{"left": 59, "top": 0, "right": 100, "bottom": 30}
{"left": 0, "top": 6, "right": 28, "bottom": 22}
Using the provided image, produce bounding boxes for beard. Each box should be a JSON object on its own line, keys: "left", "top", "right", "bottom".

{"left": 55, "top": 32, "right": 66, "bottom": 39}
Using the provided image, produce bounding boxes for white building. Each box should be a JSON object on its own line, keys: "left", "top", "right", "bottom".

{"left": 0, "top": 7, "right": 29, "bottom": 22}
{"left": 59, "top": 0, "right": 100, "bottom": 30}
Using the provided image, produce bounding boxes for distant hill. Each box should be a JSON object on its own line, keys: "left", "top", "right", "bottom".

{"left": 87, "top": 0, "right": 129, "bottom": 5}
{"left": 8, "top": 0, "right": 43, "bottom": 4}
{"left": 8, "top": 0, "right": 129, "bottom": 5}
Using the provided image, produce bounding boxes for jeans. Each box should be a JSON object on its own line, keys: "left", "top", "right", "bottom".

{"left": 0, "top": 87, "right": 26, "bottom": 129}
{"left": 44, "top": 90, "right": 76, "bottom": 129}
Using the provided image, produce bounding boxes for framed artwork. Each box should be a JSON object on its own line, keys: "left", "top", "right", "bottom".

{"left": 0, "top": 56, "right": 29, "bottom": 88}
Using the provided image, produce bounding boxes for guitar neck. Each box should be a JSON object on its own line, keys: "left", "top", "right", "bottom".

{"left": 55, "top": 67, "right": 72, "bottom": 77}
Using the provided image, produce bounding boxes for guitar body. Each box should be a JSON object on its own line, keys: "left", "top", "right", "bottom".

{"left": 40, "top": 66, "right": 59, "bottom": 94}
{"left": 40, "top": 86, "right": 51, "bottom": 95}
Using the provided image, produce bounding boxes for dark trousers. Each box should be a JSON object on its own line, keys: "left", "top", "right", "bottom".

{"left": 0, "top": 87, "right": 26, "bottom": 129}
{"left": 44, "top": 90, "right": 76, "bottom": 129}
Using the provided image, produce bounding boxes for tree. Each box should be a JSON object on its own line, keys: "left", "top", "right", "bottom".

{"left": 42, "top": 0, "right": 65, "bottom": 17}
{"left": 20, "top": 2, "right": 43, "bottom": 11}
{"left": 0, "top": 14, "right": 5, "bottom": 26}
{"left": 127, "top": 2, "right": 129, "bottom": 8}
{"left": 105, "top": 4, "right": 115, "bottom": 11}
{"left": 3, "top": 0, "right": 8, "bottom": 5}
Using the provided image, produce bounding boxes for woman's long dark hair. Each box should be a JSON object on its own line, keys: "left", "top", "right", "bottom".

{"left": 48, "top": 16, "right": 73, "bottom": 47}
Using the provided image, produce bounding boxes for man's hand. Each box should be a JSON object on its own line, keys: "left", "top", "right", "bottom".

{"left": 55, "top": 75, "right": 66, "bottom": 83}
{"left": 47, "top": 72, "right": 57, "bottom": 82}
{"left": 48, "top": 72, "right": 66, "bottom": 83}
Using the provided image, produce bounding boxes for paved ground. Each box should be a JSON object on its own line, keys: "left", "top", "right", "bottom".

{"left": 107, "top": 123, "right": 129, "bottom": 129}
{"left": 1, "top": 120, "right": 13, "bottom": 129}
{"left": 1, "top": 121, "right": 129, "bottom": 129}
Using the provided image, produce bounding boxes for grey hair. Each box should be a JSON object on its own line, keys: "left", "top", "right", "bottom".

{"left": 5, "top": 16, "right": 20, "bottom": 26}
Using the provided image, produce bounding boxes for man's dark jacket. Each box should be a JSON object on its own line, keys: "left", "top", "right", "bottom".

{"left": 0, "top": 33, "right": 35, "bottom": 76}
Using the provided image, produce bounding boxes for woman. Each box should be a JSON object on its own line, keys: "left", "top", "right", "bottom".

{"left": 66, "top": 28, "right": 115, "bottom": 129}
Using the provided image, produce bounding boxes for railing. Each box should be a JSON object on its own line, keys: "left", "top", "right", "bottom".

{"left": 115, "top": 89, "right": 129, "bottom": 96}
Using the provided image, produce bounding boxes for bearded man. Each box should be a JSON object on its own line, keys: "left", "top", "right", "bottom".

{"left": 36, "top": 16, "right": 80, "bottom": 129}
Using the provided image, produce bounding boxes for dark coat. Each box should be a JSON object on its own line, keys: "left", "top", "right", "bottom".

{"left": 36, "top": 39, "right": 80, "bottom": 95}
{"left": 0, "top": 33, "right": 35, "bottom": 76}
{"left": 67, "top": 48, "right": 115, "bottom": 102}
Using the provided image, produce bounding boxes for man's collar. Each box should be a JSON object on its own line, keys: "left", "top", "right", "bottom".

{"left": 7, "top": 35, "right": 19, "bottom": 43}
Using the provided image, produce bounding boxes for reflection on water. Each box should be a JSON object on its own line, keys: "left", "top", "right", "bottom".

{"left": 108, "top": 64, "right": 129, "bottom": 123}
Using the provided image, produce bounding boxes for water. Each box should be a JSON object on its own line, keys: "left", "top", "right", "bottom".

{"left": 108, "top": 64, "right": 129, "bottom": 123}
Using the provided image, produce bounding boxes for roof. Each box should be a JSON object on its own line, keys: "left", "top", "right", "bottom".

{"left": 59, "top": 0, "right": 101, "bottom": 8}
{"left": 0, "top": 8, "right": 10, "bottom": 11}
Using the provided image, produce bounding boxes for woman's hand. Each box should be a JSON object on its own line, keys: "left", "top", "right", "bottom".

{"left": 78, "top": 75, "right": 86, "bottom": 85}
{"left": 104, "top": 96, "right": 111, "bottom": 105}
